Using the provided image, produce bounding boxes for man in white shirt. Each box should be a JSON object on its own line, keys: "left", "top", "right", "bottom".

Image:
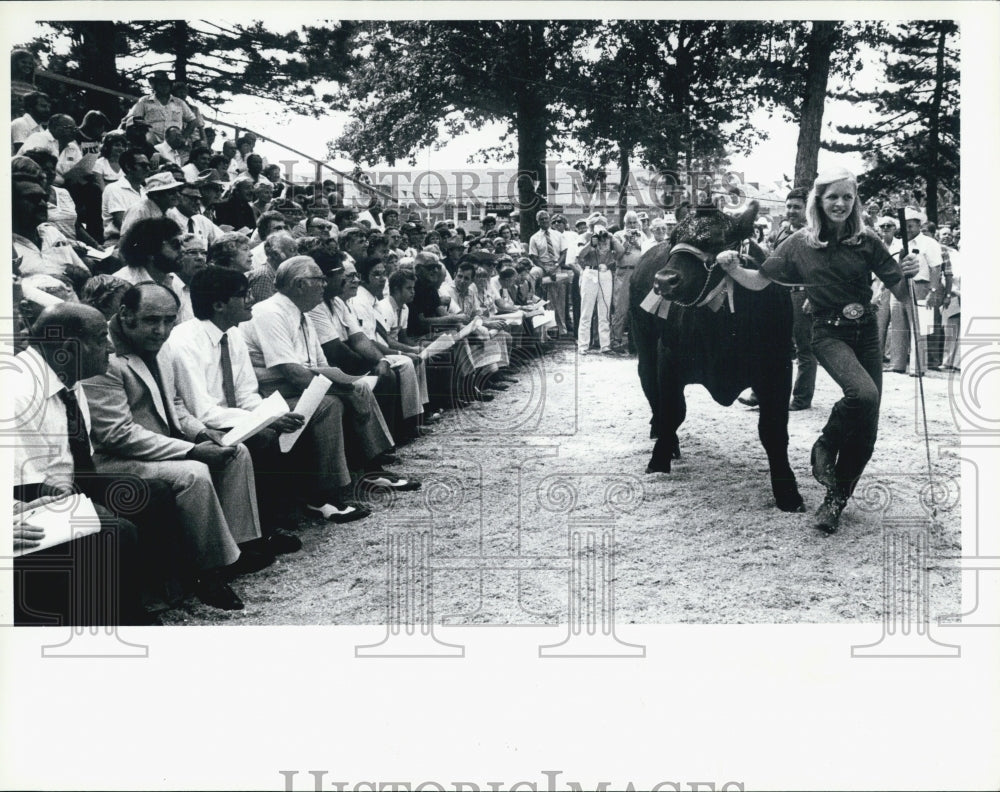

{"left": 12, "top": 177, "right": 91, "bottom": 291}
{"left": 19, "top": 113, "right": 85, "bottom": 188}
{"left": 348, "top": 257, "right": 429, "bottom": 438}
{"left": 118, "top": 171, "right": 183, "bottom": 242}
{"left": 610, "top": 210, "right": 653, "bottom": 354}
{"left": 113, "top": 216, "right": 194, "bottom": 324}
{"left": 122, "top": 71, "right": 197, "bottom": 145}
{"left": 167, "top": 181, "right": 222, "bottom": 245}
{"left": 528, "top": 209, "right": 569, "bottom": 335}
{"left": 163, "top": 266, "right": 308, "bottom": 545}
{"left": 888, "top": 208, "right": 943, "bottom": 375}
{"left": 241, "top": 257, "right": 418, "bottom": 518}
{"left": 102, "top": 149, "right": 149, "bottom": 243}
{"left": 153, "top": 125, "right": 189, "bottom": 167}
{"left": 11, "top": 91, "right": 51, "bottom": 153}
{"left": 9, "top": 302, "right": 178, "bottom": 624}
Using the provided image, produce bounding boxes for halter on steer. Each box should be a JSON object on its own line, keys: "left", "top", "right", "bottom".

{"left": 662, "top": 242, "right": 746, "bottom": 309}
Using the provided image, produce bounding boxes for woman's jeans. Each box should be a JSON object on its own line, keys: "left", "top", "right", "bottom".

{"left": 811, "top": 315, "right": 883, "bottom": 497}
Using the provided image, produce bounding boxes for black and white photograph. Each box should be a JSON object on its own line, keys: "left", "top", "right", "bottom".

{"left": 2, "top": 3, "right": 998, "bottom": 790}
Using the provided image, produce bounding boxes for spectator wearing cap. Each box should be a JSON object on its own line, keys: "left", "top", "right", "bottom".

{"left": 753, "top": 216, "right": 772, "bottom": 249}
{"left": 610, "top": 210, "right": 651, "bottom": 353}
{"left": 873, "top": 215, "right": 902, "bottom": 365}
{"left": 118, "top": 171, "right": 183, "bottom": 241}
{"left": 77, "top": 110, "right": 112, "bottom": 158}
{"left": 122, "top": 71, "right": 197, "bottom": 145}
{"left": 113, "top": 216, "right": 193, "bottom": 323}
{"left": 11, "top": 91, "right": 51, "bottom": 154}
{"left": 576, "top": 213, "right": 622, "bottom": 354}
{"left": 20, "top": 113, "right": 85, "bottom": 189}
{"left": 101, "top": 148, "right": 150, "bottom": 245}
{"left": 12, "top": 173, "right": 92, "bottom": 291}
{"left": 887, "top": 208, "right": 944, "bottom": 375}
{"left": 167, "top": 180, "right": 223, "bottom": 246}
{"left": 197, "top": 175, "right": 226, "bottom": 222}
{"left": 637, "top": 211, "right": 652, "bottom": 241}
{"left": 214, "top": 179, "right": 257, "bottom": 232}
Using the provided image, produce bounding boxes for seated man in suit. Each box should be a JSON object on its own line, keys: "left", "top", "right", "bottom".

{"left": 10, "top": 302, "right": 180, "bottom": 625}
{"left": 241, "top": 256, "right": 420, "bottom": 521}
{"left": 83, "top": 282, "right": 271, "bottom": 611}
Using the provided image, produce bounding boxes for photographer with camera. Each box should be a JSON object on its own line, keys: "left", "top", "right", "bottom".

{"left": 610, "top": 210, "right": 653, "bottom": 355}
{"left": 576, "top": 213, "right": 624, "bottom": 355}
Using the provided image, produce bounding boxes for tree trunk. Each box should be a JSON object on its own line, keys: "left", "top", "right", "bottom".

{"left": 77, "top": 22, "right": 122, "bottom": 118}
{"left": 513, "top": 22, "right": 550, "bottom": 242}
{"left": 173, "top": 21, "right": 189, "bottom": 83}
{"left": 617, "top": 142, "right": 631, "bottom": 224}
{"left": 924, "top": 23, "right": 947, "bottom": 223}
{"left": 793, "top": 21, "right": 838, "bottom": 188}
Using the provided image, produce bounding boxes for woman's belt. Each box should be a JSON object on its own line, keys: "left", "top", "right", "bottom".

{"left": 812, "top": 302, "right": 876, "bottom": 325}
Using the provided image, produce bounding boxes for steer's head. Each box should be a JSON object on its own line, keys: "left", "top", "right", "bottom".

{"left": 654, "top": 200, "right": 760, "bottom": 305}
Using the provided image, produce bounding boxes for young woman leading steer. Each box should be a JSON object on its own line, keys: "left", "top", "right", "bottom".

{"left": 717, "top": 167, "right": 920, "bottom": 533}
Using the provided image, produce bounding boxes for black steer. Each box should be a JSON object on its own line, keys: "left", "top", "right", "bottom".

{"left": 628, "top": 201, "right": 804, "bottom": 512}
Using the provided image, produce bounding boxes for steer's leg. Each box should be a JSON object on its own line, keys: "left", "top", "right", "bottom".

{"left": 754, "top": 374, "right": 805, "bottom": 512}
{"left": 632, "top": 309, "right": 660, "bottom": 438}
{"left": 647, "top": 342, "right": 685, "bottom": 473}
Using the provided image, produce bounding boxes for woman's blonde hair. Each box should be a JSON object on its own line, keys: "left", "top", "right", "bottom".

{"left": 804, "top": 166, "right": 865, "bottom": 248}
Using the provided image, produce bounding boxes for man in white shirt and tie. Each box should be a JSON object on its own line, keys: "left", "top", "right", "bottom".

{"left": 163, "top": 266, "right": 308, "bottom": 545}
{"left": 528, "top": 209, "right": 569, "bottom": 336}
{"left": 167, "top": 181, "right": 222, "bottom": 245}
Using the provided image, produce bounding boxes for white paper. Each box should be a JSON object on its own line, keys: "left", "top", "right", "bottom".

{"left": 19, "top": 282, "right": 64, "bottom": 307}
{"left": 82, "top": 245, "right": 116, "bottom": 260}
{"left": 470, "top": 338, "right": 504, "bottom": 369}
{"left": 219, "top": 391, "right": 288, "bottom": 447}
{"left": 13, "top": 493, "right": 102, "bottom": 557}
{"left": 493, "top": 310, "right": 525, "bottom": 323}
{"left": 419, "top": 332, "right": 455, "bottom": 360}
{"left": 532, "top": 309, "right": 557, "bottom": 329}
{"left": 454, "top": 317, "right": 483, "bottom": 340}
{"left": 279, "top": 374, "right": 332, "bottom": 453}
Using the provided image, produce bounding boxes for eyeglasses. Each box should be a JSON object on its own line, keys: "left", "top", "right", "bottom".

{"left": 878, "top": 224, "right": 895, "bottom": 230}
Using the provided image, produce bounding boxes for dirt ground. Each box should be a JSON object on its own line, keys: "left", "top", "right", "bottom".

{"left": 162, "top": 341, "right": 962, "bottom": 626}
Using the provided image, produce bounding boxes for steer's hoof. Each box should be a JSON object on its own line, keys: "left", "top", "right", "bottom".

{"left": 646, "top": 458, "right": 671, "bottom": 474}
{"left": 775, "top": 484, "right": 805, "bottom": 513}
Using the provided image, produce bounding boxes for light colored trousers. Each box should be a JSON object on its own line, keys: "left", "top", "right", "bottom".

{"left": 96, "top": 444, "right": 259, "bottom": 571}
{"left": 387, "top": 353, "right": 428, "bottom": 419}
{"left": 577, "top": 266, "right": 613, "bottom": 351}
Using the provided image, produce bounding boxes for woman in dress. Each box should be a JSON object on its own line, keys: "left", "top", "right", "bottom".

{"left": 718, "top": 167, "right": 920, "bottom": 532}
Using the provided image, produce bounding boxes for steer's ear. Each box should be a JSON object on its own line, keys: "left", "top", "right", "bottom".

{"left": 731, "top": 199, "right": 760, "bottom": 242}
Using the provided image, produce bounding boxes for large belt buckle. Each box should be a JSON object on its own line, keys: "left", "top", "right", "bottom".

{"left": 841, "top": 302, "right": 865, "bottom": 320}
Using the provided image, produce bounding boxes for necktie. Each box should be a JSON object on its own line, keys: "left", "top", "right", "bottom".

{"left": 545, "top": 230, "right": 555, "bottom": 263}
{"left": 188, "top": 216, "right": 195, "bottom": 233}
{"left": 58, "top": 387, "right": 96, "bottom": 480}
{"left": 219, "top": 333, "right": 237, "bottom": 408}
{"left": 300, "top": 315, "right": 313, "bottom": 367}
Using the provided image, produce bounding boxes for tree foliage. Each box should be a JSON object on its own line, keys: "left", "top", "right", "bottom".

{"left": 332, "top": 21, "right": 597, "bottom": 238}
{"left": 826, "top": 20, "right": 959, "bottom": 222}
{"left": 19, "top": 20, "right": 357, "bottom": 123}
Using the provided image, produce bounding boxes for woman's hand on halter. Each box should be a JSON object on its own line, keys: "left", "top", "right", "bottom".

{"left": 716, "top": 250, "right": 741, "bottom": 273}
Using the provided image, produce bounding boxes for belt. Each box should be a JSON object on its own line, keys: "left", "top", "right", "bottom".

{"left": 812, "top": 303, "right": 876, "bottom": 326}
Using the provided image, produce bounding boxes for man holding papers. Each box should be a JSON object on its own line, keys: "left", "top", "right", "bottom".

{"left": 240, "top": 257, "right": 420, "bottom": 523}
{"left": 163, "top": 266, "right": 305, "bottom": 551}
{"left": 84, "top": 282, "right": 271, "bottom": 611}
